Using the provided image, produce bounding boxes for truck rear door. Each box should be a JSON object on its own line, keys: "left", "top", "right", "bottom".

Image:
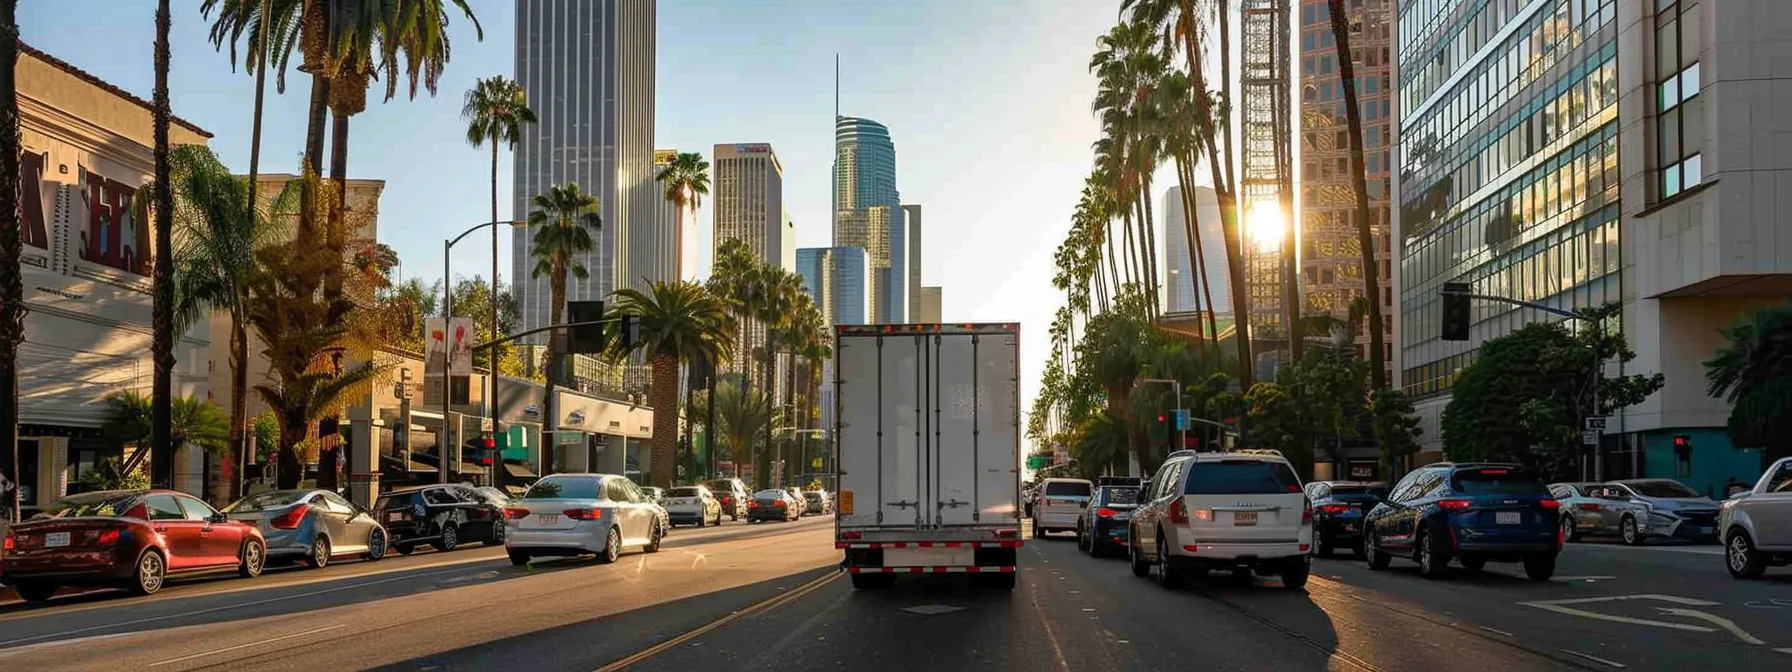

{"left": 930, "top": 329, "right": 1020, "bottom": 528}
{"left": 835, "top": 330, "right": 925, "bottom": 529}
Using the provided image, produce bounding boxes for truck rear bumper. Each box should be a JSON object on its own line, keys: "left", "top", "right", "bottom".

{"left": 847, "top": 565, "right": 1016, "bottom": 574}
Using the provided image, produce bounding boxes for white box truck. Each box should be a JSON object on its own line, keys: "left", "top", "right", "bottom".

{"left": 832, "top": 323, "right": 1023, "bottom": 590}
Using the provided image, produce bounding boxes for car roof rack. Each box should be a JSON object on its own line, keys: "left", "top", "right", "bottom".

{"left": 1226, "top": 448, "right": 1287, "bottom": 459}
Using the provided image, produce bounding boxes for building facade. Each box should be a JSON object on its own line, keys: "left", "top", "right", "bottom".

{"left": 795, "top": 246, "right": 871, "bottom": 327}
{"left": 511, "top": 0, "right": 656, "bottom": 345}
{"left": 9, "top": 44, "right": 213, "bottom": 512}
{"left": 915, "top": 286, "right": 942, "bottom": 323}
{"left": 1161, "top": 185, "right": 1232, "bottom": 316}
{"left": 904, "top": 203, "right": 923, "bottom": 322}
{"left": 713, "top": 142, "right": 789, "bottom": 384}
{"left": 1299, "top": 0, "right": 1395, "bottom": 375}
{"left": 646, "top": 149, "right": 683, "bottom": 284}
{"left": 833, "top": 116, "right": 907, "bottom": 323}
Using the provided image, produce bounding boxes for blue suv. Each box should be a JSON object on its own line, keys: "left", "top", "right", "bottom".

{"left": 1362, "top": 463, "right": 1561, "bottom": 580}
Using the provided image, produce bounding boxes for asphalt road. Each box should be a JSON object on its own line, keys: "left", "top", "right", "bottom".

{"left": 1, "top": 517, "right": 1789, "bottom": 671}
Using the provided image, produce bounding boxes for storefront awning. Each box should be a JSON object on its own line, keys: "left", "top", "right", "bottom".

{"left": 503, "top": 462, "right": 538, "bottom": 479}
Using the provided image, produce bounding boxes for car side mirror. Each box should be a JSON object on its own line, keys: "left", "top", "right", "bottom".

{"left": 210, "top": 512, "right": 230, "bottom": 524}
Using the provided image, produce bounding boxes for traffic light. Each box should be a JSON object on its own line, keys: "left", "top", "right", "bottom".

{"left": 567, "top": 300, "right": 606, "bottom": 353}
{"left": 1441, "top": 282, "right": 1471, "bottom": 341}
{"left": 1673, "top": 435, "right": 1691, "bottom": 459}
{"left": 1149, "top": 414, "right": 1170, "bottom": 446}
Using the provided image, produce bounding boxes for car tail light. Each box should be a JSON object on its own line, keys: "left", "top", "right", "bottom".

{"left": 1169, "top": 498, "right": 1189, "bottom": 524}
{"left": 1302, "top": 501, "right": 1314, "bottom": 524}
{"left": 772, "top": 500, "right": 785, "bottom": 507}
{"left": 504, "top": 507, "right": 531, "bottom": 520}
{"left": 1437, "top": 499, "right": 1472, "bottom": 510}
{"left": 2, "top": 530, "right": 13, "bottom": 551}
{"left": 271, "top": 504, "right": 310, "bottom": 530}
{"left": 721, "top": 496, "right": 733, "bottom": 505}
{"left": 1320, "top": 504, "right": 1352, "bottom": 514}
{"left": 1479, "top": 469, "right": 1509, "bottom": 476}
{"left": 1194, "top": 508, "right": 1213, "bottom": 521}
{"left": 749, "top": 501, "right": 760, "bottom": 508}
{"left": 563, "top": 508, "right": 603, "bottom": 520}
{"left": 1575, "top": 502, "right": 1604, "bottom": 512}
{"left": 1539, "top": 499, "right": 1560, "bottom": 510}
{"left": 1096, "top": 507, "right": 1119, "bottom": 518}
{"left": 97, "top": 528, "right": 122, "bottom": 545}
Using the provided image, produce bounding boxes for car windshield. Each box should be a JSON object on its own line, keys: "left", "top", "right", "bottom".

{"left": 1184, "top": 461, "right": 1303, "bottom": 495}
{"left": 1044, "top": 481, "right": 1092, "bottom": 498}
{"left": 804, "top": 492, "right": 822, "bottom": 501}
{"left": 1451, "top": 470, "right": 1548, "bottom": 496}
{"left": 1327, "top": 485, "right": 1381, "bottom": 503}
{"left": 1627, "top": 480, "right": 1700, "bottom": 498}
{"left": 754, "top": 489, "right": 786, "bottom": 498}
{"left": 668, "top": 487, "right": 703, "bottom": 497}
{"left": 1101, "top": 487, "right": 1140, "bottom": 505}
{"left": 32, "top": 492, "right": 139, "bottom": 519}
{"left": 225, "top": 491, "right": 310, "bottom": 513}
{"left": 524, "top": 478, "right": 601, "bottom": 500}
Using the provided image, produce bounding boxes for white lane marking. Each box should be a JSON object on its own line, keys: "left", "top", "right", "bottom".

{"left": 1559, "top": 650, "right": 1627, "bottom": 668}
{"left": 1519, "top": 594, "right": 1721, "bottom": 634}
{"left": 1653, "top": 608, "right": 1767, "bottom": 645}
{"left": 0, "top": 566, "right": 465, "bottom": 648}
{"left": 149, "top": 624, "right": 347, "bottom": 667}
{"left": 1479, "top": 626, "right": 1514, "bottom": 637}
{"left": 1554, "top": 576, "right": 1617, "bottom": 582}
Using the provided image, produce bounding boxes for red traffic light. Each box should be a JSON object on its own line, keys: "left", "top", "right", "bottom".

{"left": 1157, "top": 415, "right": 1166, "bottom": 423}
{"left": 482, "top": 438, "right": 496, "bottom": 450}
{"left": 1673, "top": 435, "right": 1690, "bottom": 448}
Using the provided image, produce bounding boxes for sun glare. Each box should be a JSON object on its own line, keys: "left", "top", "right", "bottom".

{"left": 1246, "top": 202, "right": 1287, "bottom": 251}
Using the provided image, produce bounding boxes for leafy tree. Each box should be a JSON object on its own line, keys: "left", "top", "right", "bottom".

{"left": 80, "top": 457, "right": 151, "bottom": 492}
{"left": 253, "top": 409, "right": 280, "bottom": 462}
{"left": 656, "top": 151, "right": 710, "bottom": 279}
{"left": 709, "top": 374, "right": 778, "bottom": 488}
{"left": 376, "top": 277, "right": 440, "bottom": 351}
{"left": 1070, "top": 411, "right": 1130, "bottom": 479}
{"left": 604, "top": 281, "right": 733, "bottom": 489}
{"left": 1285, "top": 346, "right": 1369, "bottom": 470}
{"left": 102, "top": 391, "right": 230, "bottom": 482}
{"left": 1370, "top": 388, "right": 1422, "bottom": 481}
{"left": 1245, "top": 382, "right": 1299, "bottom": 468}
{"left": 1442, "top": 304, "right": 1663, "bottom": 479}
{"left": 1704, "top": 301, "right": 1792, "bottom": 462}
{"left": 446, "top": 275, "right": 523, "bottom": 374}
{"left": 527, "top": 182, "right": 601, "bottom": 435}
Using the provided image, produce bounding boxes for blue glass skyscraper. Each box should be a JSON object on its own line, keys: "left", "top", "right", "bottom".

{"left": 796, "top": 246, "right": 870, "bottom": 326}
{"left": 832, "top": 116, "right": 906, "bottom": 323}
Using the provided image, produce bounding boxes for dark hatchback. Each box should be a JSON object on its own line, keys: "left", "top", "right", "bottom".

{"left": 1077, "top": 485, "right": 1140, "bottom": 557}
{"left": 1305, "top": 481, "right": 1384, "bottom": 558}
{"left": 374, "top": 484, "right": 506, "bottom": 555}
{"left": 1364, "top": 463, "right": 1562, "bottom": 580}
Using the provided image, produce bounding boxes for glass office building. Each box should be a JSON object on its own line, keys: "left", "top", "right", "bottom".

{"left": 796, "top": 246, "right": 871, "bottom": 327}
{"left": 833, "top": 116, "right": 907, "bottom": 323}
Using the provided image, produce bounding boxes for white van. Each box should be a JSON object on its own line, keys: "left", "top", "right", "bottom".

{"left": 1033, "top": 478, "right": 1095, "bottom": 538}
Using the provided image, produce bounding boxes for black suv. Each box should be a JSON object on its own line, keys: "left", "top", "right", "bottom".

{"left": 1305, "top": 481, "right": 1384, "bottom": 558}
{"left": 374, "top": 484, "right": 507, "bottom": 555}
{"left": 1363, "top": 463, "right": 1561, "bottom": 580}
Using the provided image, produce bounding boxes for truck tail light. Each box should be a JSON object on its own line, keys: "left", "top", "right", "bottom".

{"left": 1169, "top": 498, "right": 1189, "bottom": 524}
{"left": 271, "top": 504, "right": 310, "bottom": 530}
{"left": 841, "top": 531, "right": 862, "bottom": 540}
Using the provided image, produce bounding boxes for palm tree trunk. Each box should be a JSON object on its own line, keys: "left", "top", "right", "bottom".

{"left": 0, "top": 0, "right": 25, "bottom": 522}
{"left": 1139, "top": 173, "right": 1162, "bottom": 319}
{"left": 1329, "top": 0, "right": 1387, "bottom": 390}
{"left": 1173, "top": 160, "right": 1210, "bottom": 349}
{"left": 151, "top": 0, "right": 176, "bottom": 489}
{"left": 1120, "top": 208, "right": 1140, "bottom": 291}
{"left": 650, "top": 352, "right": 677, "bottom": 489}
{"left": 1183, "top": 162, "right": 1221, "bottom": 357}
{"left": 489, "top": 141, "right": 502, "bottom": 444}
{"left": 544, "top": 267, "right": 565, "bottom": 467}
{"left": 1181, "top": 7, "right": 1252, "bottom": 385}
{"left": 233, "top": 0, "right": 273, "bottom": 503}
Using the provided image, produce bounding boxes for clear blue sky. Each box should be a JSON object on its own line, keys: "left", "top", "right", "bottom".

{"left": 21, "top": 0, "right": 1137, "bottom": 441}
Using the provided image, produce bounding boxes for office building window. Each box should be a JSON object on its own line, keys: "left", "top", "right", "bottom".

{"left": 1656, "top": 1, "right": 1704, "bottom": 199}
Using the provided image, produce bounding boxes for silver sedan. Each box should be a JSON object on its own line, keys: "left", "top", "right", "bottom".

{"left": 225, "top": 489, "right": 388, "bottom": 568}
{"left": 502, "top": 474, "right": 666, "bottom": 565}
{"left": 1549, "top": 482, "right": 1649, "bottom": 542}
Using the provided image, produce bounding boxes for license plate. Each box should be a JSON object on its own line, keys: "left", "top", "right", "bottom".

{"left": 386, "top": 512, "right": 405, "bottom": 522}
{"left": 1342, "top": 523, "right": 1357, "bottom": 532}
{"left": 537, "top": 514, "right": 560, "bottom": 524}
{"left": 45, "top": 532, "right": 70, "bottom": 548}
{"left": 1496, "top": 511, "right": 1521, "bottom": 525}
{"left": 1234, "top": 511, "right": 1258, "bottom": 526}
{"left": 1693, "top": 526, "right": 1713, "bottom": 535}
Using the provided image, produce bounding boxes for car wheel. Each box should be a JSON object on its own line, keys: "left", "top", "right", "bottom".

{"left": 1726, "top": 529, "right": 1768, "bottom": 579}
{"left": 14, "top": 583, "right": 57, "bottom": 603}
{"left": 1560, "top": 514, "right": 1580, "bottom": 543}
{"left": 1523, "top": 553, "right": 1557, "bottom": 581}
{"left": 644, "top": 521, "right": 664, "bottom": 553}
{"left": 361, "top": 528, "right": 387, "bottom": 562}
{"left": 1459, "top": 555, "right": 1487, "bottom": 573}
{"left": 1365, "top": 535, "right": 1390, "bottom": 570}
{"left": 596, "top": 527, "right": 621, "bottom": 564}
{"left": 435, "top": 524, "right": 460, "bottom": 552}
{"left": 1417, "top": 533, "right": 1449, "bottom": 579}
{"left": 1129, "top": 536, "right": 1151, "bottom": 578}
{"left": 1155, "top": 529, "right": 1181, "bottom": 589}
{"left": 127, "top": 550, "right": 166, "bottom": 596}
{"left": 1281, "top": 557, "right": 1311, "bottom": 590}
{"left": 238, "top": 539, "right": 266, "bottom": 578}
{"left": 303, "top": 535, "right": 331, "bottom": 569}
{"left": 487, "top": 521, "right": 506, "bottom": 546}
{"left": 1077, "top": 524, "right": 1089, "bottom": 554}
{"left": 1620, "top": 516, "right": 1644, "bottom": 545}
{"left": 395, "top": 543, "right": 415, "bottom": 556}
{"left": 508, "top": 550, "right": 531, "bottom": 567}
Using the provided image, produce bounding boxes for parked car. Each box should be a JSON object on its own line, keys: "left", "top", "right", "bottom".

{"left": 225, "top": 489, "right": 387, "bottom": 569}
{"left": 1305, "top": 481, "right": 1383, "bottom": 558}
{"left": 0, "top": 489, "right": 266, "bottom": 601}
{"left": 502, "top": 473, "right": 664, "bottom": 565}
{"left": 1076, "top": 483, "right": 1140, "bottom": 557}
{"left": 1604, "top": 479, "right": 1722, "bottom": 544}
{"left": 1033, "top": 478, "right": 1094, "bottom": 538}
{"left": 1548, "top": 482, "right": 1650, "bottom": 542}
{"left": 803, "top": 489, "right": 831, "bottom": 515}
{"left": 1719, "top": 457, "right": 1792, "bottom": 579}
{"left": 663, "top": 486, "right": 723, "bottom": 527}
{"left": 1129, "top": 450, "right": 1311, "bottom": 589}
{"left": 1364, "top": 463, "right": 1560, "bottom": 580}
{"left": 374, "top": 484, "right": 507, "bottom": 555}
{"left": 704, "top": 478, "right": 751, "bottom": 521}
{"left": 748, "top": 488, "right": 801, "bottom": 522}
{"left": 640, "top": 487, "right": 665, "bottom": 505}
{"left": 785, "top": 488, "right": 808, "bottom": 516}
{"left": 471, "top": 486, "right": 513, "bottom": 508}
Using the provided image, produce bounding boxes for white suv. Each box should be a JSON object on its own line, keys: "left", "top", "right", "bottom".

{"left": 1128, "top": 450, "right": 1312, "bottom": 589}
{"left": 1719, "top": 456, "right": 1792, "bottom": 579}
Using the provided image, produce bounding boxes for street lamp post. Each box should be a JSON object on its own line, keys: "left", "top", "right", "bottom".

{"left": 441, "top": 220, "right": 525, "bottom": 485}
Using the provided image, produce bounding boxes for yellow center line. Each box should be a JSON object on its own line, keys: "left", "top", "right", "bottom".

{"left": 593, "top": 569, "right": 842, "bottom": 672}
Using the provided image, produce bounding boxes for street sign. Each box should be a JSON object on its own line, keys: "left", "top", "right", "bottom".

{"left": 1173, "top": 409, "right": 1190, "bottom": 431}
{"left": 1584, "top": 416, "right": 1608, "bottom": 432}
{"left": 1582, "top": 430, "right": 1601, "bottom": 446}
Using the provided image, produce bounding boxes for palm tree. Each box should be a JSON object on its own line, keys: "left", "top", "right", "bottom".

{"left": 1, "top": 0, "right": 25, "bottom": 522}
{"left": 463, "top": 74, "right": 535, "bottom": 349}
{"left": 655, "top": 152, "right": 711, "bottom": 279}
{"left": 709, "top": 374, "right": 777, "bottom": 486}
{"left": 149, "top": 0, "right": 177, "bottom": 488}
{"left": 604, "top": 281, "right": 732, "bottom": 489}
{"left": 707, "top": 239, "right": 761, "bottom": 384}
{"left": 167, "top": 145, "right": 280, "bottom": 501}
{"left": 1705, "top": 302, "right": 1792, "bottom": 462}
{"left": 1326, "top": 0, "right": 1388, "bottom": 390}
{"left": 103, "top": 392, "right": 231, "bottom": 482}
{"left": 754, "top": 267, "right": 803, "bottom": 487}
{"left": 527, "top": 183, "right": 601, "bottom": 437}
{"left": 1153, "top": 70, "right": 1221, "bottom": 349}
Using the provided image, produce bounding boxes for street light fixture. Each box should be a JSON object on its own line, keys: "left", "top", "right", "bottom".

{"left": 440, "top": 220, "right": 526, "bottom": 484}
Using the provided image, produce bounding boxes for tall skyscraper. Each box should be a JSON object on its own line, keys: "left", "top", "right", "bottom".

{"left": 1298, "top": 0, "right": 1393, "bottom": 374}
{"left": 642, "top": 149, "right": 681, "bottom": 287}
{"left": 915, "top": 286, "right": 942, "bottom": 323}
{"left": 833, "top": 116, "right": 906, "bottom": 323}
{"left": 512, "top": 0, "right": 656, "bottom": 346}
{"left": 903, "top": 204, "right": 922, "bottom": 322}
{"left": 1162, "top": 185, "right": 1230, "bottom": 317}
{"left": 713, "top": 142, "right": 789, "bottom": 383}
{"left": 796, "top": 246, "right": 870, "bottom": 326}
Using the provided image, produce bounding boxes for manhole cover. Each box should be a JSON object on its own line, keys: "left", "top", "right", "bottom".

{"left": 901, "top": 604, "right": 966, "bottom": 615}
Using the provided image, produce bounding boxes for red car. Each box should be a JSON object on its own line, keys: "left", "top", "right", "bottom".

{"left": 1, "top": 489, "right": 267, "bottom": 601}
